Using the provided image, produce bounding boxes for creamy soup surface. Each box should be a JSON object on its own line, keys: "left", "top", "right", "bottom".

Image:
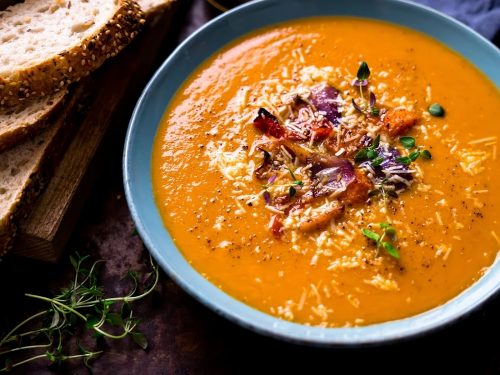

{"left": 152, "top": 17, "right": 500, "bottom": 327}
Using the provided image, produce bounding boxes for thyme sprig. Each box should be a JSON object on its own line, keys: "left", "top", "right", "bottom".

{"left": 396, "top": 136, "right": 432, "bottom": 165}
{"left": 0, "top": 253, "right": 159, "bottom": 372}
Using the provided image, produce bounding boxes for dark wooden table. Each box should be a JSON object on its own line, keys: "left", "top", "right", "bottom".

{"left": 1, "top": 1, "right": 499, "bottom": 373}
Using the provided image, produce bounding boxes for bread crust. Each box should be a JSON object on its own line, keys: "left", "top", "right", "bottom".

{"left": 0, "top": 0, "right": 144, "bottom": 107}
{"left": 0, "top": 91, "right": 67, "bottom": 152}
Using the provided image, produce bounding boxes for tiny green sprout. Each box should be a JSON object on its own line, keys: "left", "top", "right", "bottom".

{"left": 362, "top": 223, "right": 400, "bottom": 259}
{"left": 357, "top": 61, "right": 370, "bottom": 81}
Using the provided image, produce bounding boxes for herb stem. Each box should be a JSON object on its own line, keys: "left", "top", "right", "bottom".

{"left": 0, "top": 342, "right": 52, "bottom": 356}
{"left": 0, "top": 310, "right": 48, "bottom": 346}
{"left": 104, "top": 265, "right": 159, "bottom": 303}
{"left": 24, "top": 294, "right": 87, "bottom": 322}
{"left": 92, "top": 326, "right": 134, "bottom": 340}
{"left": 0, "top": 354, "right": 47, "bottom": 372}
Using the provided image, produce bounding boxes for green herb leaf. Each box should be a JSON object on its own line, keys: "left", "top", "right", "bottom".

{"left": 69, "top": 255, "right": 78, "bottom": 270}
{"left": 50, "top": 310, "right": 60, "bottom": 329}
{"left": 409, "top": 150, "right": 421, "bottom": 161}
{"left": 357, "top": 61, "right": 370, "bottom": 81}
{"left": 380, "top": 222, "right": 397, "bottom": 238}
{"left": 371, "top": 107, "right": 380, "bottom": 116}
{"left": 421, "top": 150, "right": 432, "bottom": 159}
{"left": 354, "top": 148, "right": 368, "bottom": 162}
{"left": 396, "top": 156, "right": 411, "bottom": 165}
{"left": 293, "top": 180, "right": 304, "bottom": 186}
{"left": 289, "top": 186, "right": 297, "bottom": 198}
{"left": 371, "top": 156, "right": 384, "bottom": 167}
{"left": 132, "top": 332, "right": 148, "bottom": 350}
{"left": 382, "top": 242, "right": 400, "bottom": 259}
{"left": 366, "top": 149, "right": 378, "bottom": 160}
{"left": 86, "top": 315, "right": 99, "bottom": 329}
{"left": 106, "top": 313, "right": 123, "bottom": 327}
{"left": 428, "top": 103, "right": 445, "bottom": 117}
{"left": 372, "top": 134, "right": 381, "bottom": 149}
{"left": 362, "top": 229, "right": 380, "bottom": 243}
{"left": 368, "top": 189, "right": 380, "bottom": 197}
{"left": 400, "top": 136, "right": 416, "bottom": 149}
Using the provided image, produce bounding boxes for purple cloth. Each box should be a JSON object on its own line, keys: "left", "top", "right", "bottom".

{"left": 413, "top": 0, "right": 500, "bottom": 43}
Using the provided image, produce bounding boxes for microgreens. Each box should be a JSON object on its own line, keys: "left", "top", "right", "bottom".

{"left": 396, "top": 136, "right": 432, "bottom": 166}
{"left": 0, "top": 253, "right": 159, "bottom": 372}
{"left": 362, "top": 222, "right": 400, "bottom": 259}
{"left": 352, "top": 61, "right": 381, "bottom": 117}
{"left": 354, "top": 134, "right": 381, "bottom": 166}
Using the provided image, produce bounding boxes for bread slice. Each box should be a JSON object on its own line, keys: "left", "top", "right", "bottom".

{"left": 0, "top": 89, "right": 82, "bottom": 255}
{"left": 0, "top": 0, "right": 144, "bottom": 107}
{"left": 0, "top": 0, "right": 174, "bottom": 152}
{"left": 0, "top": 91, "right": 67, "bottom": 152}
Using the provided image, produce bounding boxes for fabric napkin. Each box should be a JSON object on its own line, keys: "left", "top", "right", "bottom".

{"left": 414, "top": 0, "right": 500, "bottom": 44}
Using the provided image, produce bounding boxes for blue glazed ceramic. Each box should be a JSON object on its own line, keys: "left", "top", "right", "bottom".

{"left": 124, "top": 0, "right": 500, "bottom": 346}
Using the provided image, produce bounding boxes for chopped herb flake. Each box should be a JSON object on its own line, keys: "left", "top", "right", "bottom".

{"left": 400, "top": 136, "right": 416, "bottom": 149}
{"left": 409, "top": 150, "right": 421, "bottom": 161}
{"left": 366, "top": 149, "right": 378, "bottom": 160}
{"left": 396, "top": 156, "right": 411, "bottom": 165}
{"left": 421, "top": 149, "right": 432, "bottom": 159}
{"left": 428, "top": 103, "right": 445, "bottom": 117}
{"left": 371, "top": 156, "right": 384, "bottom": 167}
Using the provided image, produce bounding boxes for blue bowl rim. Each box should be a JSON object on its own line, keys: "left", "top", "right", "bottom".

{"left": 124, "top": 0, "right": 500, "bottom": 346}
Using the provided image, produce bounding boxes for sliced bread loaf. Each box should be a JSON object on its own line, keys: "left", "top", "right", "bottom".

{"left": 0, "top": 0, "right": 174, "bottom": 255}
{"left": 0, "top": 0, "right": 144, "bottom": 107}
{"left": 0, "top": 91, "right": 66, "bottom": 152}
{"left": 0, "top": 89, "right": 82, "bottom": 255}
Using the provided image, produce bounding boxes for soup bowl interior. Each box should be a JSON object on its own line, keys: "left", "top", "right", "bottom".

{"left": 124, "top": 0, "right": 500, "bottom": 346}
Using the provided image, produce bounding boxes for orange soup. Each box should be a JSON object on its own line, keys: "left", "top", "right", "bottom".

{"left": 152, "top": 18, "right": 500, "bottom": 327}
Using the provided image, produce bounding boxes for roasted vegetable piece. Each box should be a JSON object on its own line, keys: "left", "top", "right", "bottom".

{"left": 381, "top": 108, "right": 419, "bottom": 137}
{"left": 253, "top": 108, "right": 285, "bottom": 138}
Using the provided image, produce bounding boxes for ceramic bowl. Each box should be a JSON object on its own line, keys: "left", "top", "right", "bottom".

{"left": 124, "top": 0, "right": 500, "bottom": 346}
